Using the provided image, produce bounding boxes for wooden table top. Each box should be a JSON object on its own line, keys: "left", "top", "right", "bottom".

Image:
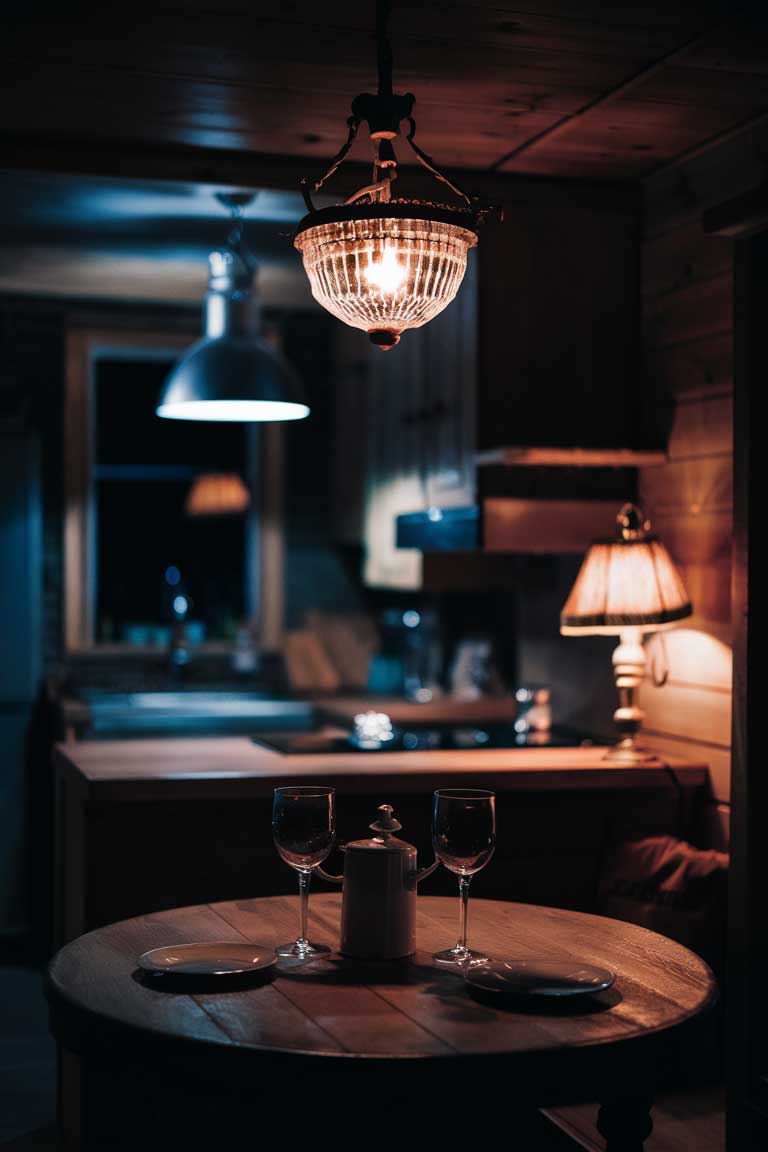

{"left": 47, "top": 894, "right": 715, "bottom": 1068}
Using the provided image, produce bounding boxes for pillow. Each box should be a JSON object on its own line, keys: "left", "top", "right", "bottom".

{"left": 597, "top": 835, "right": 728, "bottom": 976}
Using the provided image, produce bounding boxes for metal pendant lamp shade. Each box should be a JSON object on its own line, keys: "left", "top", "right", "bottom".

{"left": 157, "top": 249, "right": 309, "bottom": 423}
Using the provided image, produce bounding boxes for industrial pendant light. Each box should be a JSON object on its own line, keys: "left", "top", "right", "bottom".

{"left": 294, "top": 0, "right": 494, "bottom": 350}
{"left": 157, "top": 194, "right": 310, "bottom": 421}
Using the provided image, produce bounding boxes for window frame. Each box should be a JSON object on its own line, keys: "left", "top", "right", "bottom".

{"left": 64, "top": 325, "right": 282, "bottom": 654}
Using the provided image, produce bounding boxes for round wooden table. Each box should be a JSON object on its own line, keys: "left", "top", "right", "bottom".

{"left": 47, "top": 894, "right": 715, "bottom": 1151}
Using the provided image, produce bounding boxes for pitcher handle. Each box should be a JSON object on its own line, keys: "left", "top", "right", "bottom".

{"left": 315, "top": 866, "right": 344, "bottom": 884}
{"left": 414, "top": 858, "right": 439, "bottom": 884}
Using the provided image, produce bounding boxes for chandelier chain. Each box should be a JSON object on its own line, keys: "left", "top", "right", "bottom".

{"left": 300, "top": 117, "right": 361, "bottom": 212}
{"left": 405, "top": 118, "right": 472, "bottom": 207}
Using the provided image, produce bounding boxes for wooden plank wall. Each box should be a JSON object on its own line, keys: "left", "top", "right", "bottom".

{"left": 638, "top": 127, "right": 766, "bottom": 845}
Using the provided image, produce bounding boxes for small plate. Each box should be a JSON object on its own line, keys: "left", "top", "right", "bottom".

{"left": 464, "top": 959, "right": 615, "bottom": 999}
{"left": 138, "top": 942, "right": 277, "bottom": 976}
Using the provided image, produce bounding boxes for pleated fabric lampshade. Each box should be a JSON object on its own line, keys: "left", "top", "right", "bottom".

{"left": 561, "top": 526, "right": 691, "bottom": 635}
{"left": 185, "top": 473, "right": 250, "bottom": 517}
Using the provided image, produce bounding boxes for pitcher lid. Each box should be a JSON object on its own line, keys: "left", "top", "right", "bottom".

{"left": 344, "top": 804, "right": 416, "bottom": 854}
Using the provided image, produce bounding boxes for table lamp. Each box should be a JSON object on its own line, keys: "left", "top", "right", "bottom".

{"left": 560, "top": 503, "right": 692, "bottom": 764}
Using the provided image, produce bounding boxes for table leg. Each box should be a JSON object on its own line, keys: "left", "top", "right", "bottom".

{"left": 597, "top": 1095, "right": 654, "bottom": 1151}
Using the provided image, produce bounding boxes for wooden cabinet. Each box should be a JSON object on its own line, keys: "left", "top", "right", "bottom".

{"left": 476, "top": 187, "right": 647, "bottom": 455}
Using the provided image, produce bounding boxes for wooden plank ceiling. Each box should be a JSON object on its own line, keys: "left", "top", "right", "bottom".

{"left": 1, "top": 3, "right": 767, "bottom": 182}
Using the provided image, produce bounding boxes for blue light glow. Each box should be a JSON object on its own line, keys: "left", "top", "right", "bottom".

{"left": 173, "top": 595, "right": 189, "bottom": 616}
{"left": 164, "top": 566, "right": 181, "bottom": 586}
{"left": 157, "top": 400, "right": 310, "bottom": 422}
{"left": 61, "top": 185, "right": 309, "bottom": 226}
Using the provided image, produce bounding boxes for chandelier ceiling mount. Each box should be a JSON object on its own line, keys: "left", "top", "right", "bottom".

{"left": 294, "top": 0, "right": 497, "bottom": 349}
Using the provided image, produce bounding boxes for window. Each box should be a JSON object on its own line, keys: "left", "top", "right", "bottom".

{"left": 64, "top": 328, "right": 261, "bottom": 652}
{"left": 94, "top": 355, "right": 251, "bottom": 645}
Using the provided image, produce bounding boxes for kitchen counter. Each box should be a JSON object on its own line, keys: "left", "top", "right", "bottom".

{"left": 53, "top": 737, "right": 711, "bottom": 947}
{"left": 54, "top": 736, "right": 706, "bottom": 797}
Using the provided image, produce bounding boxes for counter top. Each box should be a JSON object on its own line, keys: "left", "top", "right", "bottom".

{"left": 54, "top": 736, "right": 709, "bottom": 802}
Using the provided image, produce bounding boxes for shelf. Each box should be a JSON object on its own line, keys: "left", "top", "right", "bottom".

{"left": 477, "top": 446, "right": 667, "bottom": 468}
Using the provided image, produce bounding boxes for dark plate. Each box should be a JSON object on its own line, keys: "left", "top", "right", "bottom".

{"left": 465, "top": 959, "right": 615, "bottom": 999}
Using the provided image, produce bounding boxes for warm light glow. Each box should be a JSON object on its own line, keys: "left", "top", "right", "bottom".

{"left": 295, "top": 215, "right": 477, "bottom": 347}
{"left": 185, "top": 473, "right": 251, "bottom": 517}
{"left": 363, "top": 472, "right": 424, "bottom": 589}
{"left": 157, "top": 400, "right": 310, "bottom": 422}
{"left": 364, "top": 244, "right": 407, "bottom": 293}
{"left": 647, "top": 628, "right": 732, "bottom": 689}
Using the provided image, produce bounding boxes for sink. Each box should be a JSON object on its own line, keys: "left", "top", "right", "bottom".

{"left": 77, "top": 690, "right": 315, "bottom": 738}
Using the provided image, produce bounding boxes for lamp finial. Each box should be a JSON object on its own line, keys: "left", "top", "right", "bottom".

{"left": 617, "top": 503, "right": 650, "bottom": 542}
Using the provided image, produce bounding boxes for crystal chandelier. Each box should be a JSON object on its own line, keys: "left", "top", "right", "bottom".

{"left": 294, "top": 0, "right": 493, "bottom": 350}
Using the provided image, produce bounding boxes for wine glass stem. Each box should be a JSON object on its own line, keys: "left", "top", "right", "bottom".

{"left": 458, "top": 874, "right": 471, "bottom": 951}
{"left": 298, "top": 868, "right": 311, "bottom": 944}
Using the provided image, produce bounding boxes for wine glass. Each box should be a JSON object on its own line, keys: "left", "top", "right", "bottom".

{"left": 432, "top": 788, "right": 495, "bottom": 967}
{"left": 273, "top": 786, "right": 336, "bottom": 958}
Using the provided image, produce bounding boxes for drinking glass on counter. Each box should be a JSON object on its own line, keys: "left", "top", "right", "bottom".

{"left": 272, "top": 786, "right": 336, "bottom": 958}
{"left": 432, "top": 788, "right": 496, "bottom": 967}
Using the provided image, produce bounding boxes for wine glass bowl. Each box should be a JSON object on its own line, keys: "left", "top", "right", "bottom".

{"left": 433, "top": 800, "right": 495, "bottom": 877}
{"left": 273, "top": 788, "right": 336, "bottom": 871}
{"left": 432, "top": 788, "right": 495, "bottom": 967}
{"left": 273, "top": 786, "right": 336, "bottom": 958}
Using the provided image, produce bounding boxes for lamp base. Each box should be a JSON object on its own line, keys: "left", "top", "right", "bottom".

{"left": 605, "top": 629, "right": 663, "bottom": 766}
{"left": 602, "top": 738, "right": 662, "bottom": 766}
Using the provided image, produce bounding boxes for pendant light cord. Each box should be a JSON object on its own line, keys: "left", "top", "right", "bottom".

{"left": 376, "top": 0, "right": 393, "bottom": 98}
{"left": 298, "top": 0, "right": 497, "bottom": 222}
{"left": 216, "top": 191, "right": 257, "bottom": 272}
{"left": 300, "top": 0, "right": 391, "bottom": 210}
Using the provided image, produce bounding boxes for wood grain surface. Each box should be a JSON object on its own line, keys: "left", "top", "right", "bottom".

{"left": 48, "top": 894, "right": 715, "bottom": 1065}
{"left": 639, "top": 117, "right": 739, "bottom": 835}
{"left": 2, "top": 9, "right": 767, "bottom": 180}
{"left": 54, "top": 738, "right": 708, "bottom": 794}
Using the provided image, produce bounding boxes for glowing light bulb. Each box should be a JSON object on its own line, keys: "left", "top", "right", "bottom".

{"left": 364, "top": 245, "right": 407, "bottom": 294}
